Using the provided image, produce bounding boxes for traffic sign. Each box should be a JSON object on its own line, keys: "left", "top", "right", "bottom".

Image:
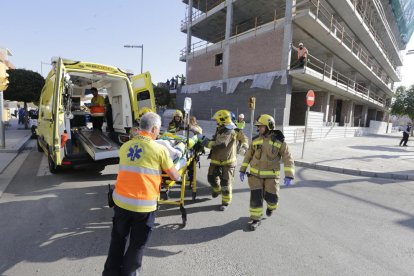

{"left": 306, "top": 90, "right": 315, "bottom": 107}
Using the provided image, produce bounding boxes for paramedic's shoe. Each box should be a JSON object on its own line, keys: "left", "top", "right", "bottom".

{"left": 249, "top": 220, "right": 261, "bottom": 231}
{"left": 266, "top": 208, "right": 273, "bottom": 217}
{"left": 219, "top": 204, "right": 228, "bottom": 211}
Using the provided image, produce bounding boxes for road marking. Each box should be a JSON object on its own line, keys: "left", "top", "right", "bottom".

{"left": 36, "top": 154, "right": 51, "bottom": 176}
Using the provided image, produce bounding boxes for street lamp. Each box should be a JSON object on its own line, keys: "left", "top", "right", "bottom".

{"left": 406, "top": 49, "right": 414, "bottom": 55}
{"left": 124, "top": 44, "right": 144, "bottom": 74}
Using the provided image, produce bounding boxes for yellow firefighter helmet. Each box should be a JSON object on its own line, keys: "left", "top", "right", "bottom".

{"left": 138, "top": 107, "right": 153, "bottom": 119}
{"left": 255, "top": 114, "right": 275, "bottom": 130}
{"left": 173, "top": 109, "right": 183, "bottom": 118}
{"left": 213, "top": 109, "right": 232, "bottom": 125}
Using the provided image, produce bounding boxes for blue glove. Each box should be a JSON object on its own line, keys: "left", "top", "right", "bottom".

{"left": 284, "top": 177, "right": 293, "bottom": 186}
{"left": 240, "top": 172, "right": 246, "bottom": 182}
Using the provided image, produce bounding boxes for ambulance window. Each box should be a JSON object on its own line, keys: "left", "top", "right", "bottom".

{"left": 137, "top": 91, "right": 150, "bottom": 101}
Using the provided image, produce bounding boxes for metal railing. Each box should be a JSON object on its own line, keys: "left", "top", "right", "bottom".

{"left": 304, "top": 0, "right": 396, "bottom": 86}
{"left": 290, "top": 46, "right": 385, "bottom": 105}
{"left": 181, "top": 0, "right": 226, "bottom": 28}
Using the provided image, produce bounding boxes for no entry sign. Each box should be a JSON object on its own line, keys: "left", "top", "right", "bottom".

{"left": 306, "top": 90, "right": 315, "bottom": 107}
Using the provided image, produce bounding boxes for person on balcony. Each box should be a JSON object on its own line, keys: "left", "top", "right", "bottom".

{"left": 291, "top": 42, "right": 308, "bottom": 69}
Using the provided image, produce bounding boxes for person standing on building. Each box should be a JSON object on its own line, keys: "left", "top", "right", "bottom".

{"left": 236, "top": 114, "right": 246, "bottom": 130}
{"left": 399, "top": 122, "right": 412, "bottom": 147}
{"left": 202, "top": 109, "right": 248, "bottom": 211}
{"left": 167, "top": 110, "right": 184, "bottom": 133}
{"left": 239, "top": 114, "right": 295, "bottom": 231}
{"left": 103, "top": 112, "right": 181, "bottom": 276}
{"left": 291, "top": 42, "right": 308, "bottom": 69}
{"left": 89, "top": 87, "right": 105, "bottom": 131}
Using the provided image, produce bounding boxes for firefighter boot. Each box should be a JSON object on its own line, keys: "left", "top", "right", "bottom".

{"left": 266, "top": 208, "right": 273, "bottom": 217}
{"left": 219, "top": 204, "right": 228, "bottom": 211}
{"left": 249, "top": 220, "right": 261, "bottom": 231}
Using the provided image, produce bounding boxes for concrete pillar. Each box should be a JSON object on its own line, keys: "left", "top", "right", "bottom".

{"left": 362, "top": 105, "right": 368, "bottom": 127}
{"left": 223, "top": 0, "right": 233, "bottom": 80}
{"left": 326, "top": 54, "right": 334, "bottom": 79}
{"left": 186, "top": 0, "right": 193, "bottom": 54}
{"left": 348, "top": 100, "right": 354, "bottom": 126}
{"left": 185, "top": 0, "right": 193, "bottom": 80}
{"left": 350, "top": 71, "right": 357, "bottom": 90}
{"left": 281, "top": 0, "right": 295, "bottom": 126}
{"left": 324, "top": 91, "right": 331, "bottom": 122}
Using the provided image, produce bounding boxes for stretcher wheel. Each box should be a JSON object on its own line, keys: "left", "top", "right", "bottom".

{"left": 180, "top": 204, "right": 187, "bottom": 227}
{"left": 192, "top": 192, "right": 197, "bottom": 202}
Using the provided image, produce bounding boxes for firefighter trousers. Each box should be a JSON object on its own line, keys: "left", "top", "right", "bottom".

{"left": 248, "top": 175, "right": 280, "bottom": 220}
{"left": 207, "top": 165, "right": 235, "bottom": 205}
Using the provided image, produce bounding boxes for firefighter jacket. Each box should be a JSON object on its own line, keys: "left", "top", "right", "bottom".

{"left": 235, "top": 129, "right": 249, "bottom": 150}
{"left": 206, "top": 126, "right": 238, "bottom": 167}
{"left": 113, "top": 132, "right": 174, "bottom": 213}
{"left": 240, "top": 132, "right": 295, "bottom": 179}
{"left": 90, "top": 95, "right": 105, "bottom": 117}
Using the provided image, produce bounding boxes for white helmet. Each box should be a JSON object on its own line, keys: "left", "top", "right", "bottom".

{"left": 238, "top": 114, "right": 244, "bottom": 119}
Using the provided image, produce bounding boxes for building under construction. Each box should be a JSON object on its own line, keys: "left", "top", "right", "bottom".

{"left": 177, "top": 0, "right": 414, "bottom": 132}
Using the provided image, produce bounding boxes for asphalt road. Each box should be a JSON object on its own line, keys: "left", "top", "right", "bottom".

{"left": 0, "top": 140, "right": 413, "bottom": 276}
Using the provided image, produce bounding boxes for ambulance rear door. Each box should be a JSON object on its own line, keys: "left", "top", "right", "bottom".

{"left": 130, "top": 72, "right": 156, "bottom": 121}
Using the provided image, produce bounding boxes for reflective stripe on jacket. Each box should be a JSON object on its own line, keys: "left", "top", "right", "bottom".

{"left": 90, "top": 95, "right": 105, "bottom": 117}
{"left": 207, "top": 126, "right": 238, "bottom": 167}
{"left": 113, "top": 133, "right": 174, "bottom": 212}
{"left": 240, "top": 133, "right": 295, "bottom": 179}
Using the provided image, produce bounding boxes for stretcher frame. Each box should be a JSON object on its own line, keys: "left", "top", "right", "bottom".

{"left": 158, "top": 148, "right": 202, "bottom": 227}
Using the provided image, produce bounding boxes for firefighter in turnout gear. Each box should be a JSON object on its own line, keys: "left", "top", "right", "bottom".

{"left": 203, "top": 109, "right": 248, "bottom": 211}
{"left": 168, "top": 109, "right": 184, "bottom": 133}
{"left": 239, "top": 114, "right": 295, "bottom": 231}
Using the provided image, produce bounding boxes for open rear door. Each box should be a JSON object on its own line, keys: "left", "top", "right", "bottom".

{"left": 51, "top": 58, "right": 66, "bottom": 166}
{"left": 131, "top": 72, "right": 156, "bottom": 120}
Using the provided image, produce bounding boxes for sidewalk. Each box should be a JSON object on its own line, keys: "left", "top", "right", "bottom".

{"left": 0, "top": 118, "right": 32, "bottom": 173}
{"left": 289, "top": 132, "right": 414, "bottom": 180}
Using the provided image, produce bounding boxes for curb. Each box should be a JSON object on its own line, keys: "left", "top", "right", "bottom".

{"left": 294, "top": 160, "right": 414, "bottom": 181}
{"left": 0, "top": 135, "right": 32, "bottom": 154}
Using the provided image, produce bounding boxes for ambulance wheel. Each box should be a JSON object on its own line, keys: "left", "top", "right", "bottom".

{"left": 48, "top": 152, "right": 61, "bottom": 174}
{"left": 37, "top": 139, "right": 43, "bottom": 152}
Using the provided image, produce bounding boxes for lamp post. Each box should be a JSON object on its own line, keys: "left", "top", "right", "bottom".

{"left": 124, "top": 44, "right": 144, "bottom": 74}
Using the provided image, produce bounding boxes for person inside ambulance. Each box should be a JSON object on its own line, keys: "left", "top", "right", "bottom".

{"left": 167, "top": 109, "right": 184, "bottom": 133}
{"left": 89, "top": 87, "right": 105, "bottom": 131}
{"left": 239, "top": 114, "right": 295, "bottom": 231}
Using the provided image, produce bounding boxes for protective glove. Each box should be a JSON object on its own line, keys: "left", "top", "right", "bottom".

{"left": 201, "top": 137, "right": 210, "bottom": 147}
{"left": 238, "top": 147, "right": 247, "bottom": 156}
{"left": 284, "top": 177, "right": 293, "bottom": 186}
{"left": 176, "top": 176, "right": 182, "bottom": 182}
{"left": 239, "top": 172, "right": 246, "bottom": 182}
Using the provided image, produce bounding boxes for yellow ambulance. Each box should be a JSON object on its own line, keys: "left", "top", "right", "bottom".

{"left": 37, "top": 57, "right": 155, "bottom": 173}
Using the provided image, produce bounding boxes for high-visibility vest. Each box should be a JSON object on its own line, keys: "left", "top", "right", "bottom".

{"left": 90, "top": 95, "right": 105, "bottom": 117}
{"left": 113, "top": 132, "right": 174, "bottom": 213}
{"left": 236, "top": 120, "right": 245, "bottom": 130}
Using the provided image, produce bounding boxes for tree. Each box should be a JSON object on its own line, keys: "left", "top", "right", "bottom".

{"left": 4, "top": 69, "right": 45, "bottom": 129}
{"left": 391, "top": 85, "right": 414, "bottom": 135}
{"left": 154, "top": 85, "right": 171, "bottom": 107}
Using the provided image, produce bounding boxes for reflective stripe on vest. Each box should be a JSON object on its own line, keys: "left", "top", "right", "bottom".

{"left": 90, "top": 106, "right": 105, "bottom": 117}
{"left": 250, "top": 167, "right": 280, "bottom": 177}
{"left": 113, "top": 191, "right": 157, "bottom": 213}
{"left": 210, "top": 158, "right": 237, "bottom": 166}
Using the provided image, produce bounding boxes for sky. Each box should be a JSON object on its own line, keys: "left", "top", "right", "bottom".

{"left": 1, "top": 0, "right": 187, "bottom": 84}
{"left": 1, "top": 0, "right": 414, "bottom": 87}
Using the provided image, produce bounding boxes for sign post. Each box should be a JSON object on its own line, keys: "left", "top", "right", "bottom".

{"left": 301, "top": 90, "right": 315, "bottom": 159}
{"left": 249, "top": 97, "right": 256, "bottom": 141}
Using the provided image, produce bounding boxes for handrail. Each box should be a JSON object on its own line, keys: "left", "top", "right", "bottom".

{"left": 305, "top": 0, "right": 396, "bottom": 86}
{"left": 181, "top": 0, "right": 226, "bottom": 28}
{"left": 290, "top": 46, "right": 385, "bottom": 105}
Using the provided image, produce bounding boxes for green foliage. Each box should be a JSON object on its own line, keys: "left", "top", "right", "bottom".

{"left": 154, "top": 85, "right": 171, "bottom": 106}
{"left": 4, "top": 69, "right": 45, "bottom": 103}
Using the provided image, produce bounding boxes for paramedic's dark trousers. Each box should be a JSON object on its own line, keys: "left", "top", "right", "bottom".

{"left": 92, "top": 116, "right": 104, "bottom": 131}
{"left": 103, "top": 206, "right": 155, "bottom": 276}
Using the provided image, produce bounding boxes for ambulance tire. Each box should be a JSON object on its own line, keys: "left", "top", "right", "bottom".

{"left": 37, "top": 139, "right": 43, "bottom": 152}
{"left": 48, "top": 151, "right": 61, "bottom": 174}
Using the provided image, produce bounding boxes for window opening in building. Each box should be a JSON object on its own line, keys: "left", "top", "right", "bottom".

{"left": 215, "top": 53, "right": 223, "bottom": 66}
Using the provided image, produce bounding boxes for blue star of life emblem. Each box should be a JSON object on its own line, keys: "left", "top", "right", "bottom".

{"left": 127, "top": 145, "right": 143, "bottom": 161}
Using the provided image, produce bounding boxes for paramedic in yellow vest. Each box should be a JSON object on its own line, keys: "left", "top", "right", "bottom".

{"left": 236, "top": 114, "right": 246, "bottom": 130}
{"left": 89, "top": 87, "right": 105, "bottom": 131}
{"left": 103, "top": 112, "right": 181, "bottom": 275}
{"left": 202, "top": 109, "right": 248, "bottom": 211}
{"left": 239, "top": 114, "right": 295, "bottom": 231}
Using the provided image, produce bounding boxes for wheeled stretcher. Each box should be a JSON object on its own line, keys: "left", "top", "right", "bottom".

{"left": 157, "top": 133, "right": 204, "bottom": 227}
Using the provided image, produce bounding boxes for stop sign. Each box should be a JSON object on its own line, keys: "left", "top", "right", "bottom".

{"left": 306, "top": 90, "right": 315, "bottom": 107}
